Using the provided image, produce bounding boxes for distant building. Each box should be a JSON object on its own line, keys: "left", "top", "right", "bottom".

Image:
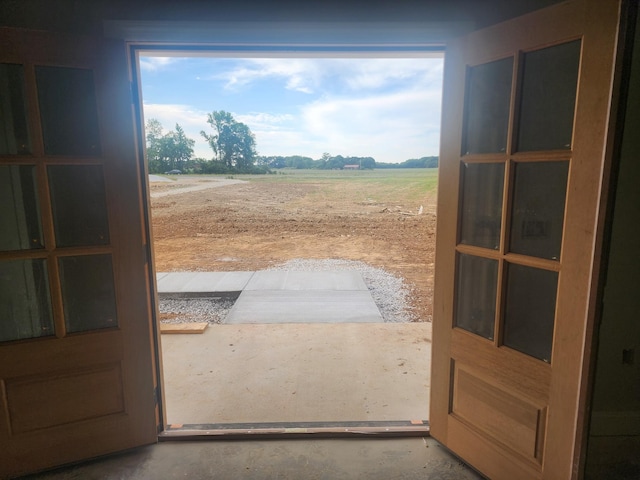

{"left": 344, "top": 164, "right": 360, "bottom": 170}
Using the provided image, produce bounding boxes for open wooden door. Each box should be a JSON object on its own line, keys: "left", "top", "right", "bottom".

{"left": 431, "top": 1, "right": 624, "bottom": 479}
{"left": 0, "top": 28, "right": 158, "bottom": 478}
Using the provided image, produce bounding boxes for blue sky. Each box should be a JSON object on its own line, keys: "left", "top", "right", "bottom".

{"left": 139, "top": 56, "right": 443, "bottom": 163}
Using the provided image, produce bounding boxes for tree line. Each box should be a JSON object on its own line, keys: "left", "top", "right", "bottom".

{"left": 145, "top": 111, "right": 437, "bottom": 174}
{"left": 256, "top": 153, "right": 375, "bottom": 170}
{"left": 145, "top": 110, "right": 266, "bottom": 175}
{"left": 376, "top": 157, "right": 438, "bottom": 169}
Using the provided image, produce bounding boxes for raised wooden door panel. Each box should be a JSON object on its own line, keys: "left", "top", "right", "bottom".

{"left": 0, "top": 29, "right": 157, "bottom": 478}
{"left": 431, "top": 1, "right": 622, "bottom": 479}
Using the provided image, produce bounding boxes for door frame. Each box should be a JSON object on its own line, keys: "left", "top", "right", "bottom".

{"left": 580, "top": 0, "right": 639, "bottom": 470}
{"left": 126, "top": 40, "right": 446, "bottom": 436}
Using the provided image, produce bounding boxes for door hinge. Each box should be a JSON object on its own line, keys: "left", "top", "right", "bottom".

{"left": 153, "top": 386, "right": 159, "bottom": 406}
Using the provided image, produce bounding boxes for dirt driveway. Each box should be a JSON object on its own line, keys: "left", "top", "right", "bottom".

{"left": 150, "top": 175, "right": 436, "bottom": 322}
{"left": 150, "top": 177, "right": 247, "bottom": 198}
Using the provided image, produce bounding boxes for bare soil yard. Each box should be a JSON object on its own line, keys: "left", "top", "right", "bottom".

{"left": 150, "top": 170, "right": 437, "bottom": 322}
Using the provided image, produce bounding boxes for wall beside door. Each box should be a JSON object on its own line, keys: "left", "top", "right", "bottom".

{"left": 586, "top": 7, "right": 640, "bottom": 477}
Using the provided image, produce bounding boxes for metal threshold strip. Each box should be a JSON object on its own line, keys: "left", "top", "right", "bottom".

{"left": 159, "top": 420, "right": 430, "bottom": 441}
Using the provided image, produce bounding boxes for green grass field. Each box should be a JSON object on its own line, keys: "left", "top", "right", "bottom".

{"left": 217, "top": 168, "right": 439, "bottom": 205}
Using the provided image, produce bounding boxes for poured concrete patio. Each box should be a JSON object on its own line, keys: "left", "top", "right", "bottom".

{"left": 157, "top": 271, "right": 429, "bottom": 425}
{"left": 161, "top": 322, "right": 431, "bottom": 424}
{"left": 228, "top": 270, "right": 383, "bottom": 324}
{"left": 157, "top": 270, "right": 384, "bottom": 323}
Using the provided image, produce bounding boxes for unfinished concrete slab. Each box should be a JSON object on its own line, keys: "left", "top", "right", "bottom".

{"left": 156, "top": 271, "right": 254, "bottom": 295}
{"left": 225, "top": 271, "right": 382, "bottom": 324}
{"left": 226, "top": 290, "right": 383, "bottom": 324}
{"left": 244, "top": 270, "right": 368, "bottom": 291}
{"left": 26, "top": 437, "right": 481, "bottom": 480}
{"left": 156, "top": 272, "right": 169, "bottom": 282}
{"left": 161, "top": 322, "right": 430, "bottom": 424}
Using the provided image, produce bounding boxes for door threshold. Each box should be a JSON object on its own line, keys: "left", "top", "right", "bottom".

{"left": 159, "top": 420, "right": 430, "bottom": 441}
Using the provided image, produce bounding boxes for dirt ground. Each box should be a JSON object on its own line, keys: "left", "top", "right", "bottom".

{"left": 150, "top": 176, "right": 436, "bottom": 322}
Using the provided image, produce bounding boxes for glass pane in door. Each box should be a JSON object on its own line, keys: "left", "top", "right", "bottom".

{"left": 459, "top": 162, "right": 504, "bottom": 249}
{"left": 36, "top": 66, "right": 101, "bottom": 156}
{"left": 48, "top": 165, "right": 110, "bottom": 247}
{"left": 503, "top": 263, "right": 558, "bottom": 362}
{"left": 0, "top": 165, "right": 43, "bottom": 251}
{"left": 463, "top": 57, "right": 513, "bottom": 155}
{"left": 509, "top": 161, "right": 569, "bottom": 260}
{"left": 0, "top": 63, "right": 31, "bottom": 154}
{"left": 455, "top": 253, "right": 498, "bottom": 340}
{"left": 517, "top": 40, "right": 581, "bottom": 151}
{"left": 0, "top": 259, "right": 53, "bottom": 342}
{"left": 59, "top": 254, "right": 117, "bottom": 334}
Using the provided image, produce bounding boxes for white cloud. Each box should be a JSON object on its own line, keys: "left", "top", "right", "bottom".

{"left": 235, "top": 87, "right": 442, "bottom": 162}
{"left": 211, "top": 58, "right": 442, "bottom": 97}
{"left": 236, "top": 112, "right": 295, "bottom": 131}
{"left": 139, "top": 57, "right": 180, "bottom": 72}
{"left": 343, "top": 59, "right": 443, "bottom": 91}
{"left": 214, "top": 59, "right": 321, "bottom": 94}
{"left": 295, "top": 87, "right": 442, "bottom": 162}
{"left": 235, "top": 112, "right": 309, "bottom": 157}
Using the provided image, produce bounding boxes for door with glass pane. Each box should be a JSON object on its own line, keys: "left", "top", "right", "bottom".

{"left": 0, "top": 29, "right": 157, "bottom": 478}
{"left": 431, "top": 1, "right": 622, "bottom": 479}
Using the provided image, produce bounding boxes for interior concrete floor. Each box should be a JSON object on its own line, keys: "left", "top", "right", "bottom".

{"left": 22, "top": 321, "right": 485, "bottom": 479}
{"left": 23, "top": 437, "right": 484, "bottom": 480}
{"left": 73, "top": 276, "right": 484, "bottom": 480}
{"left": 160, "top": 323, "right": 431, "bottom": 424}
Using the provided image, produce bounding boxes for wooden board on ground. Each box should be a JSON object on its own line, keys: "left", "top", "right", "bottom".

{"left": 160, "top": 323, "right": 208, "bottom": 334}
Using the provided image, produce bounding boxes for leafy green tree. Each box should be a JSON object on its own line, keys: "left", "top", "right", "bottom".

{"left": 376, "top": 156, "right": 438, "bottom": 169}
{"left": 231, "top": 122, "right": 257, "bottom": 170}
{"left": 166, "top": 124, "right": 195, "bottom": 170}
{"left": 201, "top": 110, "right": 257, "bottom": 170}
{"left": 145, "top": 119, "right": 195, "bottom": 173}
{"left": 145, "top": 118, "right": 165, "bottom": 172}
{"left": 360, "top": 157, "right": 376, "bottom": 169}
{"left": 424, "top": 156, "right": 439, "bottom": 168}
{"left": 287, "top": 155, "right": 316, "bottom": 169}
{"left": 257, "top": 155, "right": 286, "bottom": 168}
{"left": 152, "top": 123, "right": 195, "bottom": 172}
